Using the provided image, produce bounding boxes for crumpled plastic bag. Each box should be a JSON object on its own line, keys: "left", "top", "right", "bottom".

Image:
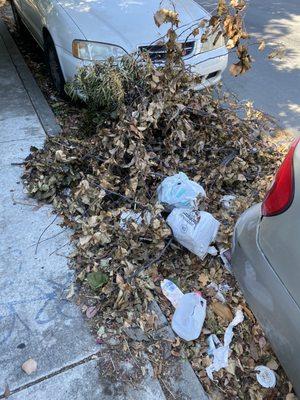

{"left": 157, "top": 172, "right": 206, "bottom": 210}
{"left": 166, "top": 208, "right": 220, "bottom": 259}
{"left": 206, "top": 309, "right": 244, "bottom": 380}
{"left": 172, "top": 292, "right": 207, "bottom": 341}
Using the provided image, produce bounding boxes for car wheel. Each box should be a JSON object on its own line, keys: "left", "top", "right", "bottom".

{"left": 44, "top": 36, "right": 66, "bottom": 97}
{"left": 11, "top": 1, "right": 26, "bottom": 34}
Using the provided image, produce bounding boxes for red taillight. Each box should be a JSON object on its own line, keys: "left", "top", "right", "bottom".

{"left": 262, "top": 138, "right": 300, "bottom": 217}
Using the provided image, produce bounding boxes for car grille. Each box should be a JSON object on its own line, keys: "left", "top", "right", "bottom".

{"left": 139, "top": 41, "right": 195, "bottom": 63}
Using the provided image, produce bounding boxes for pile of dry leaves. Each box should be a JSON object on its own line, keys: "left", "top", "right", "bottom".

{"left": 18, "top": 4, "right": 296, "bottom": 400}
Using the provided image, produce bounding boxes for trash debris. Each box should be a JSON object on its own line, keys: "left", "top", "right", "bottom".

{"left": 161, "top": 280, "right": 206, "bottom": 341}
{"left": 207, "top": 282, "right": 232, "bottom": 303}
{"left": 206, "top": 309, "right": 244, "bottom": 379}
{"left": 219, "top": 248, "right": 232, "bottom": 272}
{"left": 255, "top": 365, "right": 276, "bottom": 388}
{"left": 161, "top": 279, "right": 184, "bottom": 308}
{"left": 120, "top": 210, "right": 142, "bottom": 229}
{"left": 172, "top": 292, "right": 207, "bottom": 341}
{"left": 167, "top": 209, "right": 220, "bottom": 259}
{"left": 220, "top": 195, "right": 236, "bottom": 209}
{"left": 21, "top": 358, "right": 38, "bottom": 375}
{"left": 157, "top": 172, "right": 206, "bottom": 211}
{"left": 207, "top": 246, "right": 218, "bottom": 256}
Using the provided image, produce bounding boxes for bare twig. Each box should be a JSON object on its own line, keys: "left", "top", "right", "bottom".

{"left": 127, "top": 238, "right": 173, "bottom": 283}
{"left": 124, "top": 338, "right": 140, "bottom": 369}
{"left": 221, "top": 150, "right": 238, "bottom": 166}
{"left": 109, "top": 356, "right": 116, "bottom": 372}
{"left": 11, "top": 162, "right": 26, "bottom": 166}
{"left": 35, "top": 215, "right": 59, "bottom": 255}
{"left": 160, "top": 378, "right": 176, "bottom": 399}
{"left": 92, "top": 181, "right": 147, "bottom": 209}
{"left": 11, "top": 194, "right": 37, "bottom": 207}
{"left": 49, "top": 241, "right": 69, "bottom": 257}
{"left": 29, "top": 227, "right": 69, "bottom": 249}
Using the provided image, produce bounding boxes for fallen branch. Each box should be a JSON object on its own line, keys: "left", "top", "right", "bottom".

{"left": 92, "top": 181, "right": 148, "bottom": 209}
{"left": 127, "top": 237, "right": 173, "bottom": 283}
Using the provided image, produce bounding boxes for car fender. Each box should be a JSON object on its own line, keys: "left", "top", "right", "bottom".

{"left": 42, "top": 1, "right": 85, "bottom": 54}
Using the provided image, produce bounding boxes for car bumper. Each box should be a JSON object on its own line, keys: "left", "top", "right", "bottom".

{"left": 55, "top": 46, "right": 93, "bottom": 82}
{"left": 185, "top": 46, "right": 228, "bottom": 89}
{"left": 56, "top": 45, "right": 228, "bottom": 89}
{"left": 232, "top": 203, "right": 300, "bottom": 395}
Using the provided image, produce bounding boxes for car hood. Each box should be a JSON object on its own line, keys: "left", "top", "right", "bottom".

{"left": 57, "top": 0, "right": 209, "bottom": 51}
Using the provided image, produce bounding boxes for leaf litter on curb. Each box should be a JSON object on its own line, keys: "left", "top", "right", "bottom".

{"left": 14, "top": 3, "right": 297, "bottom": 399}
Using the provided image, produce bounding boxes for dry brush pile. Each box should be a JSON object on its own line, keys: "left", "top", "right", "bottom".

{"left": 22, "top": 4, "right": 295, "bottom": 399}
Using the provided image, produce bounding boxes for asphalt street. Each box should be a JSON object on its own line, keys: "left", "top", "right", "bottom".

{"left": 195, "top": 0, "right": 300, "bottom": 135}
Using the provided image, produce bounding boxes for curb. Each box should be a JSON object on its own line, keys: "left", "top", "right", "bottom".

{"left": 148, "top": 301, "right": 209, "bottom": 400}
{"left": 0, "top": 18, "right": 61, "bottom": 136}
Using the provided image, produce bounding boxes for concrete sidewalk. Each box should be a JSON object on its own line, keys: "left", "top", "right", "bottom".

{"left": 0, "top": 18, "right": 102, "bottom": 399}
{"left": 0, "top": 19, "right": 208, "bottom": 400}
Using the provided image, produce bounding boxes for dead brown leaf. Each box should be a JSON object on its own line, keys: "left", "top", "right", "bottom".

{"left": 211, "top": 301, "right": 233, "bottom": 322}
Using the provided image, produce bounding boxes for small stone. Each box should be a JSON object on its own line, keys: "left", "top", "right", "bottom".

{"left": 22, "top": 358, "right": 37, "bottom": 375}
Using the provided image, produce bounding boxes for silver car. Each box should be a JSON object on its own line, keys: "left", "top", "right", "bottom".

{"left": 232, "top": 137, "right": 300, "bottom": 394}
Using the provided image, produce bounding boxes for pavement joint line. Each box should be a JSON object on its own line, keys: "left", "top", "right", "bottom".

{"left": 0, "top": 136, "right": 45, "bottom": 144}
{"left": 0, "top": 350, "right": 102, "bottom": 399}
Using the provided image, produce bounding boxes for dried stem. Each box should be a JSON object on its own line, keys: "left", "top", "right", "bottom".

{"left": 127, "top": 238, "right": 173, "bottom": 283}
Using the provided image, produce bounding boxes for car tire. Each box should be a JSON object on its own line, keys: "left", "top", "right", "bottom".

{"left": 44, "top": 35, "right": 66, "bottom": 97}
{"left": 11, "top": 1, "right": 26, "bottom": 34}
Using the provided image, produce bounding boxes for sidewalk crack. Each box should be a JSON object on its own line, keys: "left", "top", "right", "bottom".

{"left": 0, "top": 351, "right": 102, "bottom": 399}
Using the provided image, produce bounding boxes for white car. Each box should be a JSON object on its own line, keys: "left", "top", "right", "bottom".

{"left": 11, "top": 0, "right": 228, "bottom": 95}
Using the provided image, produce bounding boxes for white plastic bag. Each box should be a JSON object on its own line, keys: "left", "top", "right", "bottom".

{"left": 172, "top": 292, "right": 206, "bottom": 341}
{"left": 157, "top": 172, "right": 206, "bottom": 210}
{"left": 166, "top": 209, "right": 220, "bottom": 259}
{"left": 206, "top": 309, "right": 244, "bottom": 379}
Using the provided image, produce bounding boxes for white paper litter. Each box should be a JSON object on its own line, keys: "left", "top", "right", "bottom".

{"left": 167, "top": 209, "right": 220, "bottom": 259}
{"left": 207, "top": 246, "right": 218, "bottom": 256}
{"left": 120, "top": 211, "right": 151, "bottom": 229}
{"left": 219, "top": 248, "right": 232, "bottom": 273}
{"left": 255, "top": 365, "right": 276, "bottom": 388}
{"left": 207, "top": 282, "right": 232, "bottom": 303}
{"left": 120, "top": 211, "right": 142, "bottom": 229}
{"left": 220, "top": 195, "right": 236, "bottom": 209}
{"left": 157, "top": 172, "right": 206, "bottom": 210}
{"left": 206, "top": 309, "right": 244, "bottom": 380}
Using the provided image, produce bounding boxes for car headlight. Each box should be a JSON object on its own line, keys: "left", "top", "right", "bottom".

{"left": 72, "top": 40, "right": 127, "bottom": 61}
{"left": 200, "top": 30, "right": 225, "bottom": 53}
